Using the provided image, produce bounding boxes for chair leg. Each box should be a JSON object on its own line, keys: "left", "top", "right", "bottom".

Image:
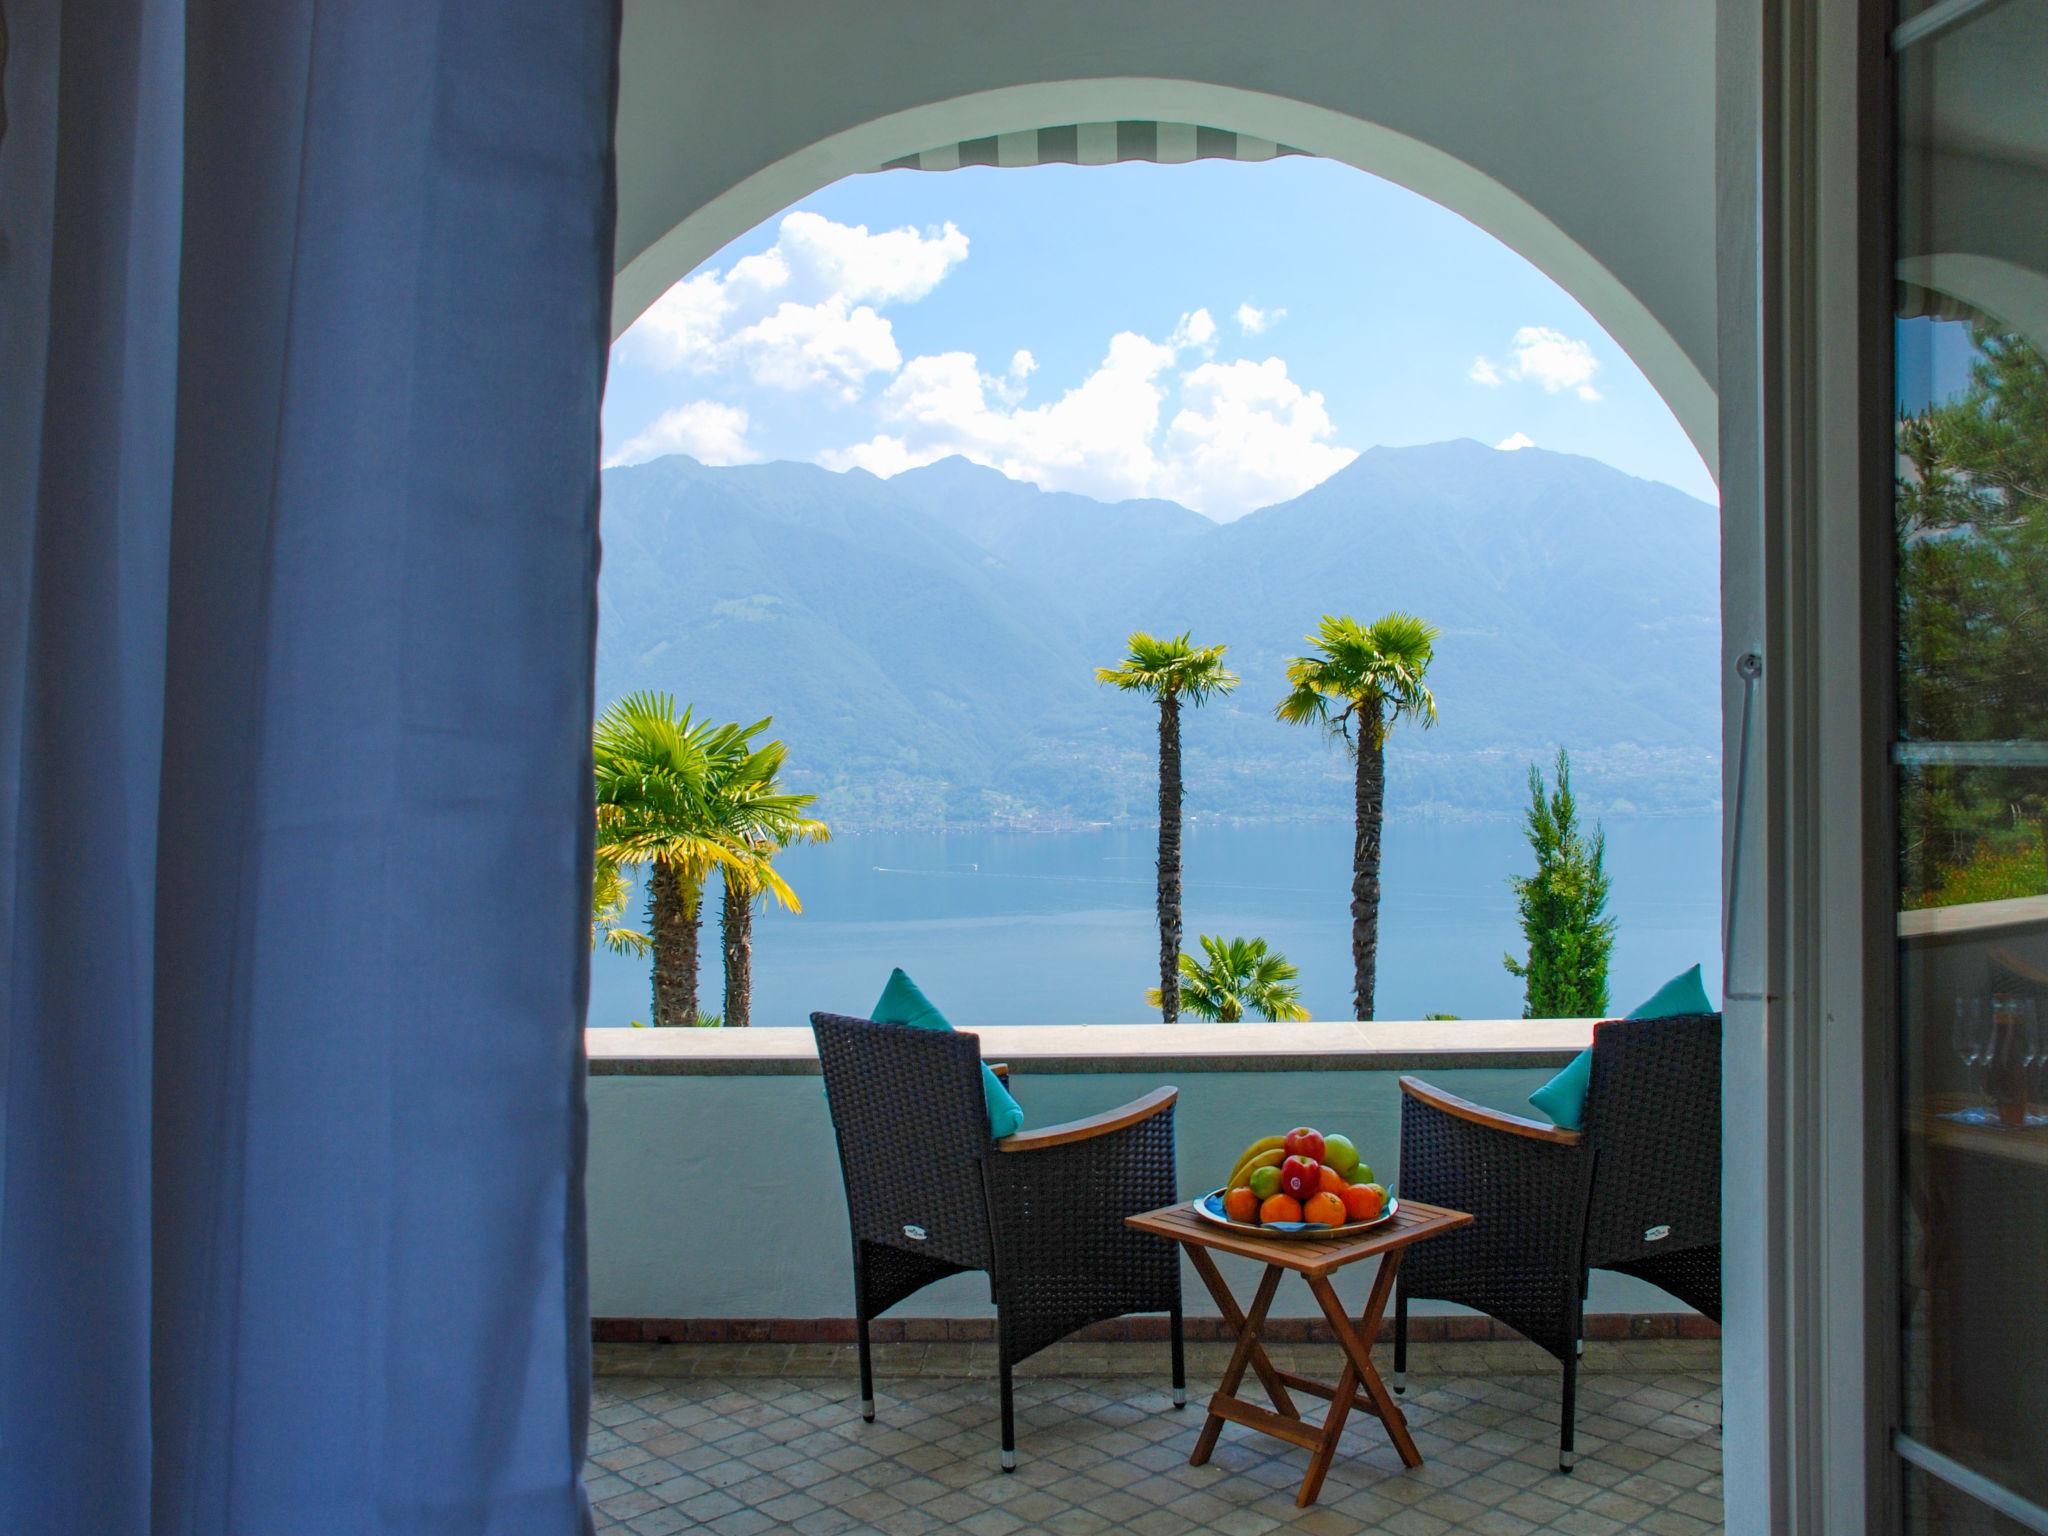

{"left": 1170, "top": 1303, "right": 1187, "bottom": 1408}
{"left": 998, "top": 1353, "right": 1016, "bottom": 1472}
{"left": 853, "top": 1250, "right": 875, "bottom": 1423}
{"left": 1559, "top": 1350, "right": 1578, "bottom": 1474}
{"left": 856, "top": 1313, "right": 875, "bottom": 1422}
{"left": 1392, "top": 1286, "right": 1408, "bottom": 1395}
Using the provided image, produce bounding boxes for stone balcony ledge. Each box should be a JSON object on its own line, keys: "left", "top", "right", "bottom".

{"left": 584, "top": 1018, "right": 1595, "bottom": 1076}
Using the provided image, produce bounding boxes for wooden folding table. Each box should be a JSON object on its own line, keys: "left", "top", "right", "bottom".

{"left": 1125, "top": 1197, "right": 1474, "bottom": 1507}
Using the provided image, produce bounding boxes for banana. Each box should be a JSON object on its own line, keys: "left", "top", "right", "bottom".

{"left": 1224, "top": 1136, "right": 1286, "bottom": 1188}
{"left": 1226, "top": 1145, "right": 1286, "bottom": 1191}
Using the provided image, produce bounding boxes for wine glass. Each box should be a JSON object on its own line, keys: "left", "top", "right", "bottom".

{"left": 2022, "top": 998, "right": 2045, "bottom": 1119}
{"left": 1953, "top": 995, "right": 1993, "bottom": 1109}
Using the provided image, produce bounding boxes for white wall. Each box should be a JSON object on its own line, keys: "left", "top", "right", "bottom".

{"left": 588, "top": 1060, "right": 1693, "bottom": 1322}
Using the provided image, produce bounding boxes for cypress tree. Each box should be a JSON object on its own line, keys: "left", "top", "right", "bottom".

{"left": 1504, "top": 749, "right": 1616, "bottom": 1017}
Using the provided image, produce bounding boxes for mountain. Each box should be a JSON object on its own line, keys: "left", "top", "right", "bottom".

{"left": 595, "top": 442, "right": 1721, "bottom": 829}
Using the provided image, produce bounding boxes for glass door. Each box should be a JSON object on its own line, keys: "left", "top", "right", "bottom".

{"left": 1893, "top": 2, "right": 2048, "bottom": 1529}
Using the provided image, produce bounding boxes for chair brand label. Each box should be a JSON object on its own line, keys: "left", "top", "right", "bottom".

{"left": 903, "top": 1224, "right": 928, "bottom": 1241}
{"left": 1644, "top": 1224, "right": 1671, "bottom": 1242}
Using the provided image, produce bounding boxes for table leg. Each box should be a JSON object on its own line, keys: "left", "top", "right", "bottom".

{"left": 1304, "top": 1249, "right": 1422, "bottom": 1500}
{"left": 1188, "top": 1259, "right": 1294, "bottom": 1467}
{"left": 1184, "top": 1246, "right": 1300, "bottom": 1420}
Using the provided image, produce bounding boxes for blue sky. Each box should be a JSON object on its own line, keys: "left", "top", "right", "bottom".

{"left": 602, "top": 156, "right": 1717, "bottom": 519}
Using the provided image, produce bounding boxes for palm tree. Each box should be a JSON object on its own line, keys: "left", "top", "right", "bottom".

{"left": 1146, "top": 935, "right": 1309, "bottom": 1023}
{"left": 1276, "top": 613, "right": 1440, "bottom": 1021}
{"left": 1096, "top": 632, "right": 1238, "bottom": 1021}
{"left": 713, "top": 733, "right": 828, "bottom": 1027}
{"left": 592, "top": 853, "right": 651, "bottom": 957}
{"left": 593, "top": 693, "right": 790, "bottom": 1027}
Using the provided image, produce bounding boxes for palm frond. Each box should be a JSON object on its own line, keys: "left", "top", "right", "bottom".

{"left": 592, "top": 853, "right": 654, "bottom": 956}
{"left": 1155, "top": 934, "right": 1309, "bottom": 1023}
{"left": 1274, "top": 611, "right": 1440, "bottom": 748}
{"left": 1096, "top": 630, "right": 1239, "bottom": 705}
{"left": 594, "top": 696, "right": 831, "bottom": 918}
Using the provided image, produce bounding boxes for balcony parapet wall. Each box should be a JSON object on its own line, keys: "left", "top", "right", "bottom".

{"left": 584, "top": 1019, "right": 1708, "bottom": 1324}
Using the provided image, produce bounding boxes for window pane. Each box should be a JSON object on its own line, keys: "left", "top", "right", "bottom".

{"left": 1895, "top": 5, "right": 2048, "bottom": 1528}
{"left": 1904, "top": 1461, "right": 2046, "bottom": 1535}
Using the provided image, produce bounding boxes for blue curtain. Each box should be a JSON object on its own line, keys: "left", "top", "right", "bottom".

{"left": 1, "top": 2, "right": 618, "bottom": 1531}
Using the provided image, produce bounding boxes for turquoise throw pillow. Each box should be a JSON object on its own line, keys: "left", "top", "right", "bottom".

{"left": 1527, "top": 964, "right": 1714, "bottom": 1130}
{"left": 1526, "top": 1047, "right": 1593, "bottom": 1130}
{"left": 1627, "top": 963, "right": 1713, "bottom": 1021}
{"left": 871, "top": 968, "right": 1026, "bottom": 1139}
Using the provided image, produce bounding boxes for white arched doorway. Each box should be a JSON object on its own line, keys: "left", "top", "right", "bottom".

{"left": 611, "top": 79, "right": 1720, "bottom": 481}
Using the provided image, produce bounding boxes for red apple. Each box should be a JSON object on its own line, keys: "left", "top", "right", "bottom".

{"left": 1279, "top": 1155, "right": 1322, "bottom": 1200}
{"left": 1283, "top": 1127, "right": 1326, "bottom": 1163}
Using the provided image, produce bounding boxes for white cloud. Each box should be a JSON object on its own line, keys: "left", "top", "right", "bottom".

{"left": 1495, "top": 431, "right": 1536, "bottom": 451}
{"left": 1169, "top": 308, "right": 1218, "bottom": 352}
{"left": 822, "top": 332, "right": 1179, "bottom": 500}
{"left": 727, "top": 298, "right": 901, "bottom": 400}
{"left": 605, "top": 401, "right": 759, "bottom": 468}
{"left": 1469, "top": 325, "right": 1602, "bottom": 401}
{"left": 822, "top": 320, "right": 1353, "bottom": 519}
{"left": 1235, "top": 302, "right": 1285, "bottom": 336}
{"left": 770, "top": 210, "right": 970, "bottom": 306}
{"left": 623, "top": 211, "right": 969, "bottom": 398}
{"left": 1159, "top": 359, "right": 1357, "bottom": 514}
{"left": 636, "top": 272, "right": 733, "bottom": 361}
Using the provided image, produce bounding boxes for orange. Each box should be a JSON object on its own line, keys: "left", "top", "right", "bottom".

{"left": 1258, "top": 1193, "right": 1304, "bottom": 1224}
{"left": 1222, "top": 1186, "right": 1260, "bottom": 1223}
{"left": 1316, "top": 1164, "right": 1348, "bottom": 1196}
{"left": 1341, "top": 1183, "right": 1386, "bottom": 1222}
{"left": 1302, "top": 1191, "right": 1347, "bottom": 1227}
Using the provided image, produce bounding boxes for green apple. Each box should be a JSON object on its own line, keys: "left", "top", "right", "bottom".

{"left": 1321, "top": 1134, "right": 1361, "bottom": 1178}
{"left": 1247, "top": 1164, "right": 1283, "bottom": 1201}
{"left": 1350, "top": 1162, "right": 1373, "bottom": 1186}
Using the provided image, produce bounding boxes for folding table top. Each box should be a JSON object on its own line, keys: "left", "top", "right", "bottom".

{"left": 1125, "top": 1198, "right": 1473, "bottom": 1279}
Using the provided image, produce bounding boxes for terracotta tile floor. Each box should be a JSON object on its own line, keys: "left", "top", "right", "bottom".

{"left": 586, "top": 1340, "right": 1722, "bottom": 1535}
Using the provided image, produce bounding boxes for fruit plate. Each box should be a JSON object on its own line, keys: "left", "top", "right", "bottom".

{"left": 1193, "top": 1188, "right": 1399, "bottom": 1239}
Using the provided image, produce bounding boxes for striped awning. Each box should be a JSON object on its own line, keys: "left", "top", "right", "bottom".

{"left": 1897, "top": 280, "right": 1984, "bottom": 325}
{"left": 875, "top": 121, "right": 1308, "bottom": 174}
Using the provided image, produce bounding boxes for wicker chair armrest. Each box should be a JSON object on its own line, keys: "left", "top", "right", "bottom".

{"left": 1399, "top": 1075, "right": 1582, "bottom": 1146}
{"left": 1397, "top": 1072, "right": 1591, "bottom": 1358}
{"left": 993, "top": 1087, "right": 1177, "bottom": 1153}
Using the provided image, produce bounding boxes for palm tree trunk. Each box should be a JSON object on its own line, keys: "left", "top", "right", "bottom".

{"left": 650, "top": 861, "right": 701, "bottom": 1026}
{"left": 1156, "top": 694, "right": 1183, "bottom": 1022}
{"left": 1352, "top": 724, "right": 1386, "bottom": 1021}
{"left": 721, "top": 870, "right": 753, "bottom": 1028}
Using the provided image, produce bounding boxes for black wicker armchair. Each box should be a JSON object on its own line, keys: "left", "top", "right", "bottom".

{"left": 1393, "top": 1012, "right": 1721, "bottom": 1471}
{"left": 811, "top": 1012, "right": 1185, "bottom": 1469}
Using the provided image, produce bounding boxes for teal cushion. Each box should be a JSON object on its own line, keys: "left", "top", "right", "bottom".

{"left": 1527, "top": 965, "right": 1714, "bottom": 1130}
{"left": 1627, "top": 963, "right": 1713, "bottom": 1021}
{"left": 871, "top": 968, "right": 1026, "bottom": 1139}
{"left": 1527, "top": 1047, "right": 1593, "bottom": 1129}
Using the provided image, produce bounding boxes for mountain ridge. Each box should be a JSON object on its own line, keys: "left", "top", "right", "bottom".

{"left": 595, "top": 441, "right": 1720, "bottom": 830}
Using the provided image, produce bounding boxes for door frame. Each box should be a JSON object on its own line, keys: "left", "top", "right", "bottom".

{"left": 1717, "top": 0, "right": 1896, "bottom": 1530}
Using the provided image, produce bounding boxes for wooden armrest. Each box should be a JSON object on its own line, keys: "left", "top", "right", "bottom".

{"left": 993, "top": 1086, "right": 1177, "bottom": 1152}
{"left": 1399, "top": 1075, "right": 1582, "bottom": 1147}
{"left": 988, "top": 1062, "right": 1009, "bottom": 1080}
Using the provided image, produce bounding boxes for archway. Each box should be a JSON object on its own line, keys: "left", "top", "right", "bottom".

{"left": 611, "top": 81, "right": 1720, "bottom": 481}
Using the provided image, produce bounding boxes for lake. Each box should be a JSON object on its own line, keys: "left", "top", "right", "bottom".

{"left": 588, "top": 815, "right": 1723, "bottom": 1028}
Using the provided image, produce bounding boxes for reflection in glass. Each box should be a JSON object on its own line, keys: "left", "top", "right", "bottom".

{"left": 1896, "top": 325, "right": 2048, "bottom": 908}
{"left": 1904, "top": 1461, "right": 2043, "bottom": 1535}
{"left": 1893, "top": 6, "right": 2048, "bottom": 1526}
